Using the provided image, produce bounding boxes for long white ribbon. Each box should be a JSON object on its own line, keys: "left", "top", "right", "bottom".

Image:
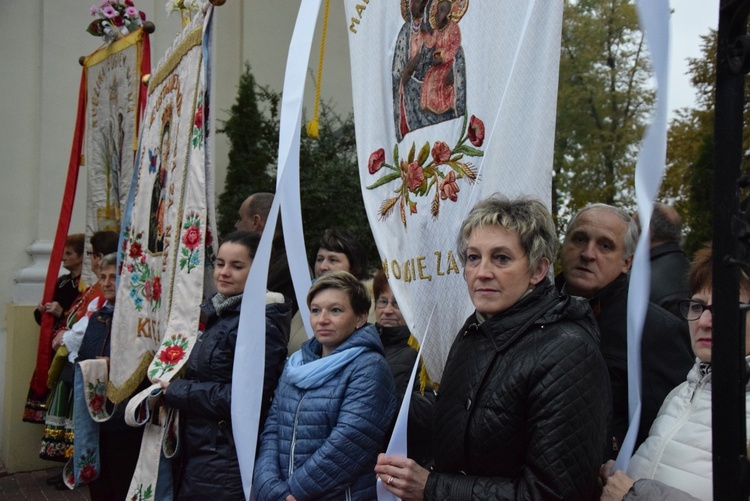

{"left": 233, "top": 0, "right": 322, "bottom": 498}
{"left": 615, "top": 0, "right": 671, "bottom": 472}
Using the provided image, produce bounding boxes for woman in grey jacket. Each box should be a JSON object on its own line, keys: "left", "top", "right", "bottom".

{"left": 253, "top": 271, "right": 397, "bottom": 500}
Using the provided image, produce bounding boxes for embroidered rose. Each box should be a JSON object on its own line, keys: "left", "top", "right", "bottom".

{"left": 129, "top": 241, "right": 143, "bottom": 258}
{"left": 80, "top": 465, "right": 97, "bottom": 483}
{"left": 440, "top": 171, "right": 460, "bottom": 202}
{"left": 368, "top": 148, "right": 386, "bottom": 175}
{"left": 143, "top": 280, "right": 153, "bottom": 301}
{"left": 183, "top": 226, "right": 201, "bottom": 251}
{"left": 194, "top": 105, "right": 204, "bottom": 130}
{"left": 152, "top": 276, "right": 162, "bottom": 301}
{"left": 468, "top": 115, "right": 485, "bottom": 147}
{"left": 159, "top": 345, "right": 185, "bottom": 364}
{"left": 89, "top": 394, "right": 105, "bottom": 414}
{"left": 404, "top": 161, "right": 425, "bottom": 191}
{"left": 431, "top": 141, "right": 451, "bottom": 163}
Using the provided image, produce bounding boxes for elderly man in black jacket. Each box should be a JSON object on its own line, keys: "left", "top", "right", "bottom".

{"left": 557, "top": 203, "right": 693, "bottom": 458}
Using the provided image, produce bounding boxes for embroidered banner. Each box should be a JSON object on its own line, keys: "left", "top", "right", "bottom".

{"left": 83, "top": 31, "right": 150, "bottom": 284}
{"left": 109, "top": 7, "right": 215, "bottom": 404}
{"left": 346, "top": 0, "right": 564, "bottom": 381}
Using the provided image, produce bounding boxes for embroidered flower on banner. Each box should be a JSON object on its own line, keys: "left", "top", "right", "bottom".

{"left": 179, "top": 211, "right": 202, "bottom": 274}
{"left": 131, "top": 482, "right": 154, "bottom": 501}
{"left": 366, "top": 114, "right": 484, "bottom": 228}
{"left": 121, "top": 227, "right": 162, "bottom": 312}
{"left": 87, "top": 1, "right": 146, "bottom": 44}
{"left": 86, "top": 378, "right": 108, "bottom": 419}
{"left": 75, "top": 448, "right": 98, "bottom": 485}
{"left": 191, "top": 94, "right": 206, "bottom": 149}
{"left": 149, "top": 333, "right": 191, "bottom": 379}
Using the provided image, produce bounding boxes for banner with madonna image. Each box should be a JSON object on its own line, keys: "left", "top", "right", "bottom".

{"left": 346, "top": 0, "right": 564, "bottom": 382}
{"left": 110, "top": 5, "right": 216, "bottom": 405}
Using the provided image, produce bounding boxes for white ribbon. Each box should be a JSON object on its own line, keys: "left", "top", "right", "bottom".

{"left": 233, "top": 0, "right": 322, "bottom": 498}
{"left": 615, "top": 0, "right": 671, "bottom": 472}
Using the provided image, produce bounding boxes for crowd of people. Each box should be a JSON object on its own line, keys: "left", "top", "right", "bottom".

{"left": 28, "top": 192, "right": 746, "bottom": 500}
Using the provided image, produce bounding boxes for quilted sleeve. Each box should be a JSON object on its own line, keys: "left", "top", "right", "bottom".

{"left": 425, "top": 330, "right": 610, "bottom": 500}
{"left": 288, "top": 354, "right": 397, "bottom": 499}
{"left": 253, "top": 395, "right": 292, "bottom": 501}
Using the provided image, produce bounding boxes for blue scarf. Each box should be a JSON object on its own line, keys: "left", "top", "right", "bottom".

{"left": 285, "top": 346, "right": 366, "bottom": 390}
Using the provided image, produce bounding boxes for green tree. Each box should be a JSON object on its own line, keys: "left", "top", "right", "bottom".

{"left": 299, "top": 104, "right": 379, "bottom": 269}
{"left": 554, "top": 0, "right": 654, "bottom": 230}
{"left": 663, "top": 29, "right": 750, "bottom": 257}
{"left": 216, "top": 65, "right": 280, "bottom": 235}
{"left": 217, "top": 67, "right": 378, "bottom": 270}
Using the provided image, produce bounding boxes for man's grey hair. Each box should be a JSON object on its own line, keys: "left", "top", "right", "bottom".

{"left": 457, "top": 195, "right": 558, "bottom": 272}
{"left": 565, "top": 203, "right": 639, "bottom": 259}
{"left": 650, "top": 203, "right": 682, "bottom": 244}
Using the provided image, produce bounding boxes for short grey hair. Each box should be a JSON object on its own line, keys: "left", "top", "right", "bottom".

{"left": 457, "top": 195, "right": 558, "bottom": 272}
{"left": 565, "top": 204, "right": 639, "bottom": 259}
{"left": 100, "top": 252, "right": 118, "bottom": 271}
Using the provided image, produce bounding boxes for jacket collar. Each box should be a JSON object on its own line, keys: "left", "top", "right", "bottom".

{"left": 377, "top": 324, "right": 411, "bottom": 347}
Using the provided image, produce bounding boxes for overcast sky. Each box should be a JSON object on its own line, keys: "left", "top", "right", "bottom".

{"left": 668, "top": 0, "right": 719, "bottom": 116}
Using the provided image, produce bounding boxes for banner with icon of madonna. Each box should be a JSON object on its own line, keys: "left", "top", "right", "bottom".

{"left": 346, "top": 0, "right": 564, "bottom": 381}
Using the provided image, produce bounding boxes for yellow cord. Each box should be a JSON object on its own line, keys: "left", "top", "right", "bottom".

{"left": 306, "top": 0, "right": 331, "bottom": 138}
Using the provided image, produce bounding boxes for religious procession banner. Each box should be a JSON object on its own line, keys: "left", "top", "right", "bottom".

{"left": 346, "top": 0, "right": 564, "bottom": 381}
{"left": 23, "top": 27, "right": 151, "bottom": 424}
{"left": 83, "top": 30, "right": 151, "bottom": 284}
{"left": 110, "top": 6, "right": 215, "bottom": 407}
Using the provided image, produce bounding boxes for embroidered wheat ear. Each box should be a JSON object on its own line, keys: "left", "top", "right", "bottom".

{"left": 379, "top": 196, "right": 400, "bottom": 220}
{"left": 431, "top": 188, "right": 440, "bottom": 217}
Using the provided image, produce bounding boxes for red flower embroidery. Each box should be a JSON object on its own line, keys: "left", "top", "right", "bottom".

{"left": 404, "top": 161, "right": 425, "bottom": 191}
{"left": 468, "top": 115, "right": 485, "bottom": 147}
{"left": 368, "top": 148, "right": 386, "bottom": 174}
{"left": 143, "top": 280, "right": 153, "bottom": 301}
{"left": 159, "top": 345, "right": 185, "bottom": 364}
{"left": 183, "top": 226, "right": 201, "bottom": 251}
{"left": 194, "top": 105, "right": 204, "bottom": 130}
{"left": 80, "top": 465, "right": 97, "bottom": 483}
{"left": 431, "top": 141, "right": 451, "bottom": 164}
{"left": 440, "top": 171, "right": 460, "bottom": 202}
{"left": 205, "top": 229, "right": 213, "bottom": 247}
{"left": 89, "top": 394, "right": 105, "bottom": 414}
{"left": 152, "top": 276, "right": 162, "bottom": 301}
{"left": 129, "top": 241, "right": 143, "bottom": 258}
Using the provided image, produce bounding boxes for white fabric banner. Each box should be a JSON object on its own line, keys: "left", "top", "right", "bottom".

{"left": 83, "top": 33, "right": 144, "bottom": 284}
{"left": 346, "top": 0, "right": 564, "bottom": 381}
{"left": 110, "top": 9, "right": 214, "bottom": 404}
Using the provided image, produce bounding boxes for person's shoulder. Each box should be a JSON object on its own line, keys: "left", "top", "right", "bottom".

{"left": 645, "top": 301, "right": 688, "bottom": 332}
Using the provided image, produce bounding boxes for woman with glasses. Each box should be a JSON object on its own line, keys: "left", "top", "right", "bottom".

{"left": 373, "top": 269, "right": 435, "bottom": 465}
{"left": 601, "top": 243, "right": 750, "bottom": 500}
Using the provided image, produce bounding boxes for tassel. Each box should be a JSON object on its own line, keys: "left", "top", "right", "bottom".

{"left": 305, "top": 0, "right": 330, "bottom": 139}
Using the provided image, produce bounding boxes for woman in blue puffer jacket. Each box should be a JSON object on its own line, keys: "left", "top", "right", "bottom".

{"left": 253, "top": 271, "right": 397, "bottom": 501}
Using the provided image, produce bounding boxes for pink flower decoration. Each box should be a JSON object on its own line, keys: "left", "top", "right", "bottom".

{"left": 90, "top": 5, "right": 99, "bottom": 16}
{"left": 153, "top": 276, "right": 162, "bottom": 301}
{"left": 404, "top": 161, "right": 425, "bottom": 191}
{"left": 101, "top": 5, "right": 117, "bottom": 18}
{"left": 368, "top": 148, "right": 386, "bottom": 175}
{"left": 125, "top": 6, "right": 138, "bottom": 17}
{"left": 440, "top": 171, "right": 460, "bottom": 202}
{"left": 431, "top": 141, "right": 451, "bottom": 164}
{"left": 183, "top": 226, "right": 202, "bottom": 251}
{"left": 194, "top": 105, "right": 204, "bottom": 130}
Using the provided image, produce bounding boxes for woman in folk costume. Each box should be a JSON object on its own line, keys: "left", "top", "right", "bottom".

{"left": 25, "top": 233, "right": 87, "bottom": 422}
{"left": 41, "top": 231, "right": 118, "bottom": 466}
{"left": 75, "top": 252, "right": 144, "bottom": 501}
{"left": 163, "top": 231, "right": 291, "bottom": 500}
{"left": 376, "top": 195, "right": 611, "bottom": 500}
{"left": 253, "top": 271, "right": 397, "bottom": 500}
{"left": 601, "top": 244, "right": 750, "bottom": 501}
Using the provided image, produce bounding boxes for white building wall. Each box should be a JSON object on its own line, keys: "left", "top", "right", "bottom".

{"left": 0, "top": 0, "right": 352, "bottom": 472}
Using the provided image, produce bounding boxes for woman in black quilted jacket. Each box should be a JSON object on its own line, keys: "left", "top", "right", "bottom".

{"left": 376, "top": 195, "right": 611, "bottom": 500}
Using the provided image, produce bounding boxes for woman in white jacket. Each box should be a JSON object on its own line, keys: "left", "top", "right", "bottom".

{"left": 601, "top": 243, "right": 750, "bottom": 500}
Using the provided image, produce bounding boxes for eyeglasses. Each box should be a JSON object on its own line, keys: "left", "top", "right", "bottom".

{"left": 679, "top": 300, "right": 712, "bottom": 321}
{"left": 375, "top": 298, "right": 399, "bottom": 310}
{"left": 679, "top": 299, "right": 750, "bottom": 321}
